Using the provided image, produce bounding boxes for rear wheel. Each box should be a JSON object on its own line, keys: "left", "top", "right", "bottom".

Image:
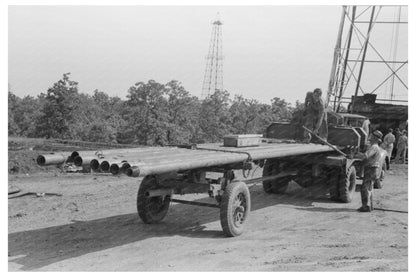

{"left": 338, "top": 165, "right": 357, "bottom": 203}
{"left": 327, "top": 167, "right": 341, "bottom": 201}
{"left": 220, "top": 181, "right": 251, "bottom": 237}
{"left": 137, "top": 176, "right": 171, "bottom": 223}
{"left": 262, "top": 159, "right": 290, "bottom": 194}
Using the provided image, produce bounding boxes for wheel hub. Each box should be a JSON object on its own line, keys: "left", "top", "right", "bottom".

{"left": 233, "top": 193, "right": 247, "bottom": 227}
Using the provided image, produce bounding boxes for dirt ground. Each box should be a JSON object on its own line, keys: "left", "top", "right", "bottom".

{"left": 8, "top": 163, "right": 408, "bottom": 271}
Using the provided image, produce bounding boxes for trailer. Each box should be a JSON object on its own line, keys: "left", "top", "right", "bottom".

{"left": 37, "top": 123, "right": 383, "bottom": 237}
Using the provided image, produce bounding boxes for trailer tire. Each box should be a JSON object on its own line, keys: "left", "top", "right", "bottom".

{"left": 338, "top": 165, "right": 356, "bottom": 203}
{"left": 262, "top": 160, "right": 289, "bottom": 194}
{"left": 220, "top": 181, "right": 251, "bottom": 237}
{"left": 137, "top": 176, "right": 171, "bottom": 224}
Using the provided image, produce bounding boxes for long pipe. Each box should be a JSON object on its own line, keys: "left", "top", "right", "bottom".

{"left": 36, "top": 152, "right": 71, "bottom": 166}
{"left": 327, "top": 5, "right": 347, "bottom": 107}
{"left": 71, "top": 147, "right": 172, "bottom": 161}
{"left": 110, "top": 162, "right": 131, "bottom": 175}
{"left": 126, "top": 144, "right": 334, "bottom": 177}
{"left": 351, "top": 6, "right": 376, "bottom": 113}
{"left": 103, "top": 143, "right": 321, "bottom": 174}
{"left": 89, "top": 148, "right": 184, "bottom": 170}
{"left": 336, "top": 6, "right": 356, "bottom": 112}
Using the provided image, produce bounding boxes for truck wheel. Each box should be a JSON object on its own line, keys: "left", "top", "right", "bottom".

{"left": 294, "top": 169, "right": 313, "bottom": 188}
{"left": 220, "top": 181, "right": 251, "bottom": 237}
{"left": 338, "top": 165, "right": 356, "bottom": 203}
{"left": 374, "top": 163, "right": 386, "bottom": 189}
{"left": 262, "top": 159, "right": 290, "bottom": 194}
{"left": 137, "top": 176, "right": 171, "bottom": 223}
{"left": 327, "top": 167, "right": 340, "bottom": 201}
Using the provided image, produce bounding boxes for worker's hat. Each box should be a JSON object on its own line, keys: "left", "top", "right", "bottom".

{"left": 372, "top": 130, "right": 383, "bottom": 142}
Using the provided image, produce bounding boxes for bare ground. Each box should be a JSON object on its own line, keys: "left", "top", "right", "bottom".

{"left": 8, "top": 164, "right": 408, "bottom": 271}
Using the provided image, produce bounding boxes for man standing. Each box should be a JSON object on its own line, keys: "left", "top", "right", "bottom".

{"left": 393, "top": 128, "right": 402, "bottom": 158}
{"left": 302, "top": 91, "right": 314, "bottom": 142}
{"left": 362, "top": 118, "right": 371, "bottom": 139}
{"left": 395, "top": 130, "right": 408, "bottom": 164}
{"left": 303, "top": 88, "right": 328, "bottom": 142}
{"left": 381, "top": 128, "right": 395, "bottom": 170}
{"left": 355, "top": 130, "right": 383, "bottom": 212}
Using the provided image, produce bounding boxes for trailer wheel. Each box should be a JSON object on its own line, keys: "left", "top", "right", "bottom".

{"left": 294, "top": 171, "right": 313, "bottom": 188}
{"left": 220, "top": 181, "right": 251, "bottom": 237}
{"left": 338, "top": 165, "right": 356, "bottom": 203}
{"left": 137, "top": 176, "right": 171, "bottom": 224}
{"left": 262, "top": 160, "right": 290, "bottom": 194}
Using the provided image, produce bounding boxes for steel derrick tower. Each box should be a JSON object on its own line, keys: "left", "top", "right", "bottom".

{"left": 326, "top": 6, "right": 408, "bottom": 112}
{"left": 201, "top": 16, "right": 224, "bottom": 99}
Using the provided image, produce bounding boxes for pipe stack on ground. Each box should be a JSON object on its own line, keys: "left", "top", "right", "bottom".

{"left": 36, "top": 152, "right": 72, "bottom": 166}
{"left": 37, "top": 143, "right": 334, "bottom": 177}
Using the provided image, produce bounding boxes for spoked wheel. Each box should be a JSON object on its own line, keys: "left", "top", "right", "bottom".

{"left": 220, "top": 181, "right": 251, "bottom": 237}
{"left": 137, "top": 175, "right": 171, "bottom": 223}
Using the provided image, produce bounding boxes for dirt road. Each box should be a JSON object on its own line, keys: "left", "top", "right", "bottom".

{"left": 8, "top": 164, "right": 408, "bottom": 271}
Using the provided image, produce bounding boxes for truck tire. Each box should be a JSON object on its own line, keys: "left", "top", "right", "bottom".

{"left": 220, "top": 181, "right": 251, "bottom": 237}
{"left": 327, "top": 167, "right": 340, "bottom": 201}
{"left": 374, "top": 163, "right": 386, "bottom": 189}
{"left": 137, "top": 175, "right": 171, "bottom": 224}
{"left": 262, "top": 159, "right": 290, "bottom": 194}
{"left": 338, "top": 165, "right": 357, "bottom": 203}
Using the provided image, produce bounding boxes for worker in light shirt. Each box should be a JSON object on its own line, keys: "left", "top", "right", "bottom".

{"left": 355, "top": 130, "right": 383, "bottom": 212}
{"left": 381, "top": 128, "right": 395, "bottom": 170}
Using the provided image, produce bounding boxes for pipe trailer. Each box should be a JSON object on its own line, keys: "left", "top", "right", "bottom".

{"left": 37, "top": 123, "right": 385, "bottom": 237}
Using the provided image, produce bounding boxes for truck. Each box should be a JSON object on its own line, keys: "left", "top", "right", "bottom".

{"left": 37, "top": 122, "right": 385, "bottom": 237}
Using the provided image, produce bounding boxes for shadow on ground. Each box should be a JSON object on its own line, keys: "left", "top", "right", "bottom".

{"left": 8, "top": 182, "right": 356, "bottom": 270}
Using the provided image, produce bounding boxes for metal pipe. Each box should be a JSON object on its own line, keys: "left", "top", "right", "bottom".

{"left": 73, "top": 155, "right": 97, "bottom": 167}
{"left": 109, "top": 162, "right": 131, "bottom": 175}
{"left": 90, "top": 159, "right": 101, "bottom": 171}
{"left": 127, "top": 166, "right": 140, "bottom": 177}
{"left": 36, "top": 153, "right": 71, "bottom": 166}
{"left": 352, "top": 6, "right": 376, "bottom": 113}
{"left": 146, "top": 188, "right": 174, "bottom": 197}
{"left": 327, "top": 5, "right": 346, "bottom": 107}
{"left": 336, "top": 6, "right": 356, "bottom": 112}
{"left": 125, "top": 144, "right": 334, "bottom": 177}
{"left": 170, "top": 198, "right": 219, "bottom": 208}
{"left": 99, "top": 161, "right": 110, "bottom": 172}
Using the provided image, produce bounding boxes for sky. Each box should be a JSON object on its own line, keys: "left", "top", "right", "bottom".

{"left": 8, "top": 5, "right": 408, "bottom": 106}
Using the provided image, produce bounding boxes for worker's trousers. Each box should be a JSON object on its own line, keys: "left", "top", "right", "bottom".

{"left": 361, "top": 167, "right": 377, "bottom": 211}
{"left": 395, "top": 145, "right": 407, "bottom": 164}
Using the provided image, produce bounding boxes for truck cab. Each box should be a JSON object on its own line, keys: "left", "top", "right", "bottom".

{"left": 327, "top": 110, "right": 369, "bottom": 129}
{"left": 327, "top": 110, "right": 386, "bottom": 188}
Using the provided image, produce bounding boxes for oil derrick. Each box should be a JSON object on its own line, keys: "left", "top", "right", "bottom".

{"left": 326, "top": 6, "right": 408, "bottom": 112}
{"left": 201, "top": 16, "right": 224, "bottom": 99}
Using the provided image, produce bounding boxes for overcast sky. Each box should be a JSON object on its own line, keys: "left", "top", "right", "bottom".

{"left": 8, "top": 5, "right": 408, "bottom": 105}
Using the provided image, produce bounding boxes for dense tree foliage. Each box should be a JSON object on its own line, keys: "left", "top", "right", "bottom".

{"left": 8, "top": 73, "right": 298, "bottom": 145}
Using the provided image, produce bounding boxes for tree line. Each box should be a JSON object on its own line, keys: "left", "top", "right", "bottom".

{"left": 8, "top": 73, "right": 302, "bottom": 145}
